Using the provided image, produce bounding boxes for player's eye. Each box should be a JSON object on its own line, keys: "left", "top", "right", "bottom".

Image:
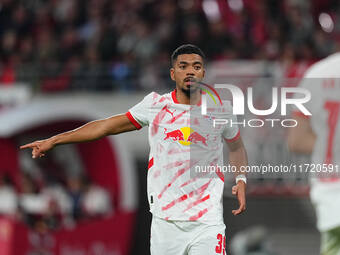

{"left": 194, "top": 65, "right": 201, "bottom": 70}
{"left": 179, "top": 65, "right": 186, "bottom": 69}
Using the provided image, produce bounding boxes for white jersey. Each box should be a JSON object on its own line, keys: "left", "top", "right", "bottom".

{"left": 294, "top": 53, "right": 340, "bottom": 231}
{"left": 126, "top": 90, "right": 239, "bottom": 224}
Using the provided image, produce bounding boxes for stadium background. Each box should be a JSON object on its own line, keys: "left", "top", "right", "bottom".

{"left": 0, "top": 0, "right": 338, "bottom": 254}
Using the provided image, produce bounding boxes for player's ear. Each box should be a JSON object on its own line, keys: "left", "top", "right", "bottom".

{"left": 170, "top": 67, "right": 175, "bottom": 81}
{"left": 203, "top": 68, "right": 205, "bottom": 78}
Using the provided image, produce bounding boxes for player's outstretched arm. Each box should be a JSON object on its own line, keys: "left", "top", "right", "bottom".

{"left": 20, "top": 113, "right": 137, "bottom": 158}
{"left": 226, "top": 137, "right": 248, "bottom": 216}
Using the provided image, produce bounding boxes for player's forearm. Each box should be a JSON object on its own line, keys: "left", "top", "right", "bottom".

{"left": 49, "top": 119, "right": 110, "bottom": 146}
{"left": 229, "top": 146, "right": 248, "bottom": 178}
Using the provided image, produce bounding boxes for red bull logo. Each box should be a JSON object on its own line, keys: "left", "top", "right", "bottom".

{"left": 163, "top": 128, "right": 185, "bottom": 141}
{"left": 164, "top": 127, "right": 207, "bottom": 146}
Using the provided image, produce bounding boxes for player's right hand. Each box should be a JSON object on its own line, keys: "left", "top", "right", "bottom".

{"left": 231, "top": 181, "right": 246, "bottom": 216}
{"left": 20, "top": 139, "right": 54, "bottom": 159}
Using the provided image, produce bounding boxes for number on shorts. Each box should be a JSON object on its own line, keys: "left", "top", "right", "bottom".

{"left": 215, "top": 233, "right": 226, "bottom": 254}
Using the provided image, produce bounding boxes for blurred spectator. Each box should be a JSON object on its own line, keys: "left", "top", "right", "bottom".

{"left": 313, "top": 29, "right": 335, "bottom": 58}
{"left": 0, "top": 0, "right": 340, "bottom": 91}
{"left": 1, "top": 30, "right": 17, "bottom": 60}
{"left": 285, "top": 4, "right": 314, "bottom": 48}
{"left": 82, "top": 178, "right": 112, "bottom": 218}
{"left": 205, "top": 20, "right": 234, "bottom": 60}
{"left": 36, "top": 29, "right": 57, "bottom": 62}
{"left": 0, "top": 174, "right": 18, "bottom": 216}
{"left": 72, "top": 46, "right": 112, "bottom": 91}
{"left": 66, "top": 175, "right": 84, "bottom": 220}
{"left": 20, "top": 173, "right": 48, "bottom": 214}
{"left": 19, "top": 172, "right": 49, "bottom": 227}
{"left": 41, "top": 183, "right": 72, "bottom": 216}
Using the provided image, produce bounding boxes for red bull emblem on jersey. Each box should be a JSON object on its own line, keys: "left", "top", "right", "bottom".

{"left": 163, "top": 127, "right": 207, "bottom": 146}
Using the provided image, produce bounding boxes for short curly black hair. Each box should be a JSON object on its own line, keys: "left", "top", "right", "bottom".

{"left": 171, "top": 44, "right": 205, "bottom": 66}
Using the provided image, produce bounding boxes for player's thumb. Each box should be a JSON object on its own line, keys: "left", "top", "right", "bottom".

{"left": 32, "top": 148, "right": 41, "bottom": 159}
{"left": 232, "top": 185, "right": 238, "bottom": 195}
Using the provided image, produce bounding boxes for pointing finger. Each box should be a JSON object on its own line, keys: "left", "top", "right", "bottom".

{"left": 20, "top": 143, "right": 35, "bottom": 149}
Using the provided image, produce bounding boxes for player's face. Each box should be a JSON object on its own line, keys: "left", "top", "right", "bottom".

{"left": 170, "top": 54, "right": 205, "bottom": 94}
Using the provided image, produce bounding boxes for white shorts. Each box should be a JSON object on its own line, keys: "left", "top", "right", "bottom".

{"left": 150, "top": 215, "right": 227, "bottom": 255}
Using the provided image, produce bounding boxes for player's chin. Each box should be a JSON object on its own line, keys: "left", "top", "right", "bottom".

{"left": 182, "top": 84, "right": 199, "bottom": 93}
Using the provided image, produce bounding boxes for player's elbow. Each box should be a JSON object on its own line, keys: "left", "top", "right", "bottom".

{"left": 287, "top": 128, "right": 302, "bottom": 153}
{"left": 287, "top": 135, "right": 314, "bottom": 154}
{"left": 287, "top": 136, "right": 298, "bottom": 153}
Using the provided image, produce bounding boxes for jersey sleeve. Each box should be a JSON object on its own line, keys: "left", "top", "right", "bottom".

{"left": 221, "top": 102, "right": 240, "bottom": 142}
{"left": 222, "top": 113, "right": 240, "bottom": 142}
{"left": 126, "top": 92, "right": 154, "bottom": 129}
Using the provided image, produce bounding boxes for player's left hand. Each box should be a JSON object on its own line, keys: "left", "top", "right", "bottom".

{"left": 231, "top": 181, "right": 246, "bottom": 215}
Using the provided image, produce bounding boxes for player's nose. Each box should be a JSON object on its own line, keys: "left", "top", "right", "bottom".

{"left": 186, "top": 67, "right": 195, "bottom": 76}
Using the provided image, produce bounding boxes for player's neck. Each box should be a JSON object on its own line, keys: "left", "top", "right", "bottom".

{"left": 175, "top": 89, "right": 201, "bottom": 105}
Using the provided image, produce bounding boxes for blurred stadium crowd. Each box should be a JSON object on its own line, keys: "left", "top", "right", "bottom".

{"left": 0, "top": 154, "right": 112, "bottom": 233}
{"left": 1, "top": 0, "right": 340, "bottom": 92}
